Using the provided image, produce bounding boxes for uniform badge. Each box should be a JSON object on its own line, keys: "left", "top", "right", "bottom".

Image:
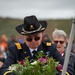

{"left": 30, "top": 25, "right": 34, "bottom": 30}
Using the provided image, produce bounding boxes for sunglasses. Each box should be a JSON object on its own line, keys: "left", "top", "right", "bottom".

{"left": 26, "top": 36, "right": 40, "bottom": 42}
{"left": 54, "top": 41, "right": 64, "bottom": 44}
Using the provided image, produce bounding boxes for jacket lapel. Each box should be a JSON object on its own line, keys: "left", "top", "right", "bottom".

{"left": 20, "top": 43, "right": 32, "bottom": 59}
{"left": 20, "top": 43, "right": 45, "bottom": 61}
{"left": 37, "top": 43, "right": 45, "bottom": 52}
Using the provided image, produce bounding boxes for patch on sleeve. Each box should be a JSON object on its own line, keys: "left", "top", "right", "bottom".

{"left": 15, "top": 43, "right": 22, "bottom": 50}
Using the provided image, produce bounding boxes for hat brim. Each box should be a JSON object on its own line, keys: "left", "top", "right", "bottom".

{"left": 15, "top": 21, "right": 47, "bottom": 35}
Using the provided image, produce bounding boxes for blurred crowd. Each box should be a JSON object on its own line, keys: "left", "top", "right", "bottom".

{"left": 0, "top": 34, "right": 24, "bottom": 67}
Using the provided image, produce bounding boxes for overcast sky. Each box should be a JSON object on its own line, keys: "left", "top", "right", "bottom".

{"left": 0, "top": 0, "right": 75, "bottom": 19}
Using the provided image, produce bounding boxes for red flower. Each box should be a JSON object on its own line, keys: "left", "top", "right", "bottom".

{"left": 20, "top": 60, "right": 26, "bottom": 66}
{"left": 56, "top": 65, "right": 63, "bottom": 71}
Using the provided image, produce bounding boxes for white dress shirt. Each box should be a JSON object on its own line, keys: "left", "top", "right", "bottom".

{"left": 29, "top": 48, "right": 37, "bottom": 56}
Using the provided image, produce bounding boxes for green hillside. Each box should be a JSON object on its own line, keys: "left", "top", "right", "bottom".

{"left": 0, "top": 17, "right": 73, "bottom": 39}
{"left": 46, "top": 19, "right": 72, "bottom": 38}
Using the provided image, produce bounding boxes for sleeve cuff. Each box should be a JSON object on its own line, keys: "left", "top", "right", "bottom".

{"left": 4, "top": 71, "right": 12, "bottom": 75}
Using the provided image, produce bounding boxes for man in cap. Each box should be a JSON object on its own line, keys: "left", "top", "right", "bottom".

{"left": 0, "top": 15, "right": 73, "bottom": 75}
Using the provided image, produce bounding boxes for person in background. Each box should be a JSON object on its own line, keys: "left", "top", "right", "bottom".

{"left": 0, "top": 15, "right": 73, "bottom": 75}
{"left": 52, "top": 28, "right": 75, "bottom": 75}
{"left": 42, "top": 34, "right": 51, "bottom": 42}
{"left": 8, "top": 35, "right": 18, "bottom": 47}
{"left": 18, "top": 37, "right": 24, "bottom": 44}
{"left": 52, "top": 28, "right": 67, "bottom": 57}
{"left": 0, "top": 34, "right": 8, "bottom": 51}
{"left": 0, "top": 50, "right": 5, "bottom": 68}
{"left": 71, "top": 40, "right": 75, "bottom": 54}
{"left": 0, "top": 34, "right": 8, "bottom": 59}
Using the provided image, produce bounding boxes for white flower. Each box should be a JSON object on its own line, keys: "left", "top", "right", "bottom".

{"left": 31, "top": 61, "right": 37, "bottom": 65}
{"left": 8, "top": 65, "right": 17, "bottom": 71}
{"left": 40, "top": 51, "right": 43, "bottom": 52}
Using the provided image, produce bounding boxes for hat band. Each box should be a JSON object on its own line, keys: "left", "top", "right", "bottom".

{"left": 21, "top": 24, "right": 45, "bottom": 34}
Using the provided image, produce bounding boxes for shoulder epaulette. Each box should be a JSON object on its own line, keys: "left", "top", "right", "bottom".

{"left": 46, "top": 42, "right": 51, "bottom": 46}
{"left": 15, "top": 43, "right": 22, "bottom": 50}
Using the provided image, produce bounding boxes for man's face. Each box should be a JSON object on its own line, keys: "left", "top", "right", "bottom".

{"left": 23, "top": 32, "right": 43, "bottom": 49}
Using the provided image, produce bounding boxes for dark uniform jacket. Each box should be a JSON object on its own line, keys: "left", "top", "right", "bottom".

{"left": 0, "top": 42, "right": 74, "bottom": 75}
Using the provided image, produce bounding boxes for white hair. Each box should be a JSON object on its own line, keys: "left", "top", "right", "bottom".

{"left": 52, "top": 28, "right": 67, "bottom": 39}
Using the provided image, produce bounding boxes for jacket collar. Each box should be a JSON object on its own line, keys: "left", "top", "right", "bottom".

{"left": 20, "top": 43, "right": 44, "bottom": 60}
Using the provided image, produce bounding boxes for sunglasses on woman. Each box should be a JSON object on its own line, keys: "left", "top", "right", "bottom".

{"left": 26, "top": 36, "right": 40, "bottom": 42}
{"left": 54, "top": 41, "right": 65, "bottom": 44}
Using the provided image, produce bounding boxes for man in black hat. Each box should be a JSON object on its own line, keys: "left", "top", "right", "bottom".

{"left": 0, "top": 15, "right": 73, "bottom": 75}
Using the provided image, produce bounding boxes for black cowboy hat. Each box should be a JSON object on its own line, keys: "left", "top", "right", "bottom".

{"left": 15, "top": 15, "right": 47, "bottom": 35}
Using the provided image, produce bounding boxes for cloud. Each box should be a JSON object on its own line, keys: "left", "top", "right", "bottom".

{"left": 0, "top": 0, "right": 75, "bottom": 19}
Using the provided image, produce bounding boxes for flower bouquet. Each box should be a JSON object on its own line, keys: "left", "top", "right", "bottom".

{"left": 8, "top": 51, "right": 62, "bottom": 75}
